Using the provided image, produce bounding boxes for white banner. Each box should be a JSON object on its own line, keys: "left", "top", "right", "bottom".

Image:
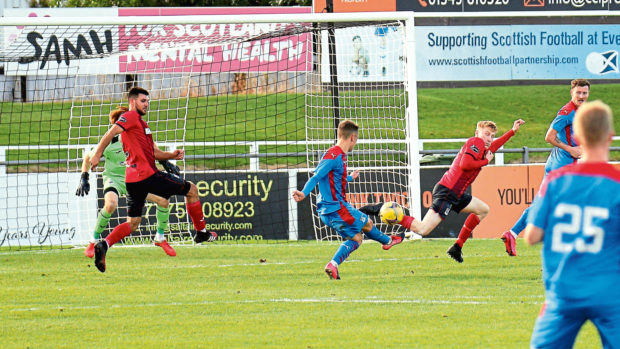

{"left": 3, "top": 8, "right": 119, "bottom": 76}
{"left": 0, "top": 172, "right": 95, "bottom": 247}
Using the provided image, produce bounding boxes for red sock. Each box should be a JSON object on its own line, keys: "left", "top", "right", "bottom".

{"left": 399, "top": 215, "right": 414, "bottom": 230}
{"left": 456, "top": 214, "right": 481, "bottom": 247}
{"left": 105, "top": 222, "right": 132, "bottom": 247}
{"left": 187, "top": 200, "right": 206, "bottom": 232}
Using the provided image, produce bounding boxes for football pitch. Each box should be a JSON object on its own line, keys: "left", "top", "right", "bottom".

{"left": 1, "top": 240, "right": 601, "bottom": 348}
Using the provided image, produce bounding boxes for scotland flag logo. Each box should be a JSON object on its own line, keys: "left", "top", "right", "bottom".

{"left": 586, "top": 51, "right": 618, "bottom": 75}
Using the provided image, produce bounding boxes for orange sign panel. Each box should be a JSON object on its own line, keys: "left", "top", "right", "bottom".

{"left": 314, "top": 0, "right": 396, "bottom": 13}
{"left": 471, "top": 165, "right": 545, "bottom": 239}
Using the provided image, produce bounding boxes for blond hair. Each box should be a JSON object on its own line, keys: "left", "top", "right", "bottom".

{"left": 109, "top": 106, "right": 129, "bottom": 124}
{"left": 338, "top": 120, "right": 359, "bottom": 140}
{"left": 574, "top": 100, "right": 614, "bottom": 147}
{"left": 476, "top": 120, "right": 497, "bottom": 133}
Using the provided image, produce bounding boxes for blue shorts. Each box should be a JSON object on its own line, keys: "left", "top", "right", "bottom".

{"left": 319, "top": 202, "right": 368, "bottom": 239}
{"left": 531, "top": 301, "right": 620, "bottom": 348}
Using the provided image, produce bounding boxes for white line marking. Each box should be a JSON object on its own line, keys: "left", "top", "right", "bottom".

{"left": 3, "top": 297, "right": 543, "bottom": 313}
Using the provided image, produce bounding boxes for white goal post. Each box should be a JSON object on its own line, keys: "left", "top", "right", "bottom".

{"left": 0, "top": 12, "right": 420, "bottom": 248}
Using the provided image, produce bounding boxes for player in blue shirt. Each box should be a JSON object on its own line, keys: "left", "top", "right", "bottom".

{"left": 292, "top": 120, "right": 405, "bottom": 280}
{"left": 501, "top": 79, "right": 590, "bottom": 256}
{"left": 524, "top": 100, "right": 620, "bottom": 348}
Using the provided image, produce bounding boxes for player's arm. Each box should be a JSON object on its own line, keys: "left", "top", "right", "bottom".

{"left": 488, "top": 119, "right": 525, "bottom": 153}
{"left": 76, "top": 149, "right": 93, "bottom": 196}
{"left": 154, "top": 144, "right": 184, "bottom": 161}
{"left": 523, "top": 224, "right": 543, "bottom": 245}
{"left": 545, "top": 116, "right": 581, "bottom": 158}
{"left": 545, "top": 128, "right": 581, "bottom": 159}
{"left": 460, "top": 138, "right": 490, "bottom": 170}
{"left": 90, "top": 124, "right": 123, "bottom": 171}
{"left": 292, "top": 157, "right": 336, "bottom": 202}
{"left": 153, "top": 145, "right": 183, "bottom": 176}
{"left": 347, "top": 169, "right": 360, "bottom": 182}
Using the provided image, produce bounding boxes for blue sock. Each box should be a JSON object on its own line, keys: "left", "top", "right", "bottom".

{"left": 511, "top": 206, "right": 531, "bottom": 236}
{"left": 331, "top": 240, "right": 359, "bottom": 265}
{"left": 364, "top": 226, "right": 390, "bottom": 245}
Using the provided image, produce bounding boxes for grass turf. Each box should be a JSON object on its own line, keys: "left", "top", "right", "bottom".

{"left": 0, "top": 239, "right": 601, "bottom": 348}
{"left": 2, "top": 84, "right": 619, "bottom": 170}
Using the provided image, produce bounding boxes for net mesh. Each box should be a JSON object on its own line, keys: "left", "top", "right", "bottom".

{"left": 0, "top": 18, "right": 413, "bottom": 249}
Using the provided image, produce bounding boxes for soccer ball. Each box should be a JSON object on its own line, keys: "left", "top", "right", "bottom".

{"left": 379, "top": 202, "right": 404, "bottom": 225}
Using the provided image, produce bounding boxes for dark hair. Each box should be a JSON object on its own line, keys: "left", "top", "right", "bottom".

{"left": 128, "top": 86, "right": 149, "bottom": 100}
{"left": 571, "top": 79, "right": 590, "bottom": 90}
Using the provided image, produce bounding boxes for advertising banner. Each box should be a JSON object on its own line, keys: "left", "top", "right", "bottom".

{"left": 320, "top": 25, "right": 405, "bottom": 82}
{"left": 297, "top": 168, "right": 466, "bottom": 239}
{"left": 0, "top": 172, "right": 94, "bottom": 248}
{"left": 397, "top": 0, "right": 620, "bottom": 12}
{"left": 417, "top": 24, "right": 620, "bottom": 81}
{"left": 471, "top": 165, "right": 544, "bottom": 238}
{"left": 101, "top": 172, "right": 291, "bottom": 243}
{"left": 313, "top": 0, "right": 396, "bottom": 12}
{"left": 3, "top": 7, "right": 312, "bottom": 76}
{"left": 118, "top": 7, "right": 311, "bottom": 74}
{"left": 3, "top": 8, "right": 119, "bottom": 76}
{"left": 419, "top": 167, "right": 469, "bottom": 238}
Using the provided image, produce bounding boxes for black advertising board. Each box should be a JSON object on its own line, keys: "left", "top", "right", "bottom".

{"left": 296, "top": 167, "right": 467, "bottom": 239}
{"left": 97, "top": 172, "right": 290, "bottom": 242}
{"left": 396, "top": 0, "right": 620, "bottom": 12}
{"left": 96, "top": 168, "right": 469, "bottom": 242}
{"left": 418, "top": 167, "right": 469, "bottom": 238}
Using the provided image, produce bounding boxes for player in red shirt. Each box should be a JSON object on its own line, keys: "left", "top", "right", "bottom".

{"left": 361, "top": 119, "right": 525, "bottom": 263}
{"left": 89, "top": 87, "right": 217, "bottom": 273}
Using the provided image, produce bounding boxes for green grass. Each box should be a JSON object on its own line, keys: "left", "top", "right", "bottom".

{"left": 2, "top": 84, "right": 619, "bottom": 170}
{"left": 0, "top": 240, "right": 602, "bottom": 348}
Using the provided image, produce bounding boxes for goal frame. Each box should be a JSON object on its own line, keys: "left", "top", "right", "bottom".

{"left": 0, "top": 11, "right": 421, "bottom": 243}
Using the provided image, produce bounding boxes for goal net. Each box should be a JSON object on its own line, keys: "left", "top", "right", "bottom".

{"left": 0, "top": 13, "right": 418, "bottom": 249}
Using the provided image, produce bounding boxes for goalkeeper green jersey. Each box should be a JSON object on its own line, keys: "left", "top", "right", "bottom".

{"left": 89, "top": 135, "right": 126, "bottom": 180}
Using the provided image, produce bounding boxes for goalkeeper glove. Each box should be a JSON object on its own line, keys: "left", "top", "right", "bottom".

{"left": 159, "top": 160, "right": 180, "bottom": 176}
{"left": 76, "top": 172, "right": 90, "bottom": 196}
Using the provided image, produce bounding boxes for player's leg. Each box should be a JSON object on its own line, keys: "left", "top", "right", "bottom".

{"left": 143, "top": 172, "right": 216, "bottom": 243}
{"left": 184, "top": 181, "right": 216, "bottom": 243}
{"left": 589, "top": 303, "right": 620, "bottom": 348}
{"left": 93, "top": 181, "right": 147, "bottom": 273}
{"left": 85, "top": 182, "right": 120, "bottom": 258}
{"left": 145, "top": 193, "right": 175, "bottom": 257}
{"left": 405, "top": 183, "right": 452, "bottom": 237}
{"left": 500, "top": 206, "right": 530, "bottom": 257}
{"left": 358, "top": 200, "right": 439, "bottom": 237}
{"left": 322, "top": 212, "right": 364, "bottom": 280}
{"left": 455, "top": 196, "right": 487, "bottom": 246}
{"left": 341, "top": 202, "right": 404, "bottom": 248}
{"left": 530, "top": 302, "right": 585, "bottom": 349}
{"left": 446, "top": 195, "right": 486, "bottom": 263}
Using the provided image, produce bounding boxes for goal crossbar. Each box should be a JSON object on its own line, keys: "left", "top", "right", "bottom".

{"left": 0, "top": 12, "right": 415, "bottom": 26}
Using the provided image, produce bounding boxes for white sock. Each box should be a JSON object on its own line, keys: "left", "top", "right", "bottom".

{"left": 510, "top": 230, "right": 518, "bottom": 239}
{"left": 155, "top": 233, "right": 165, "bottom": 241}
{"left": 329, "top": 260, "right": 338, "bottom": 267}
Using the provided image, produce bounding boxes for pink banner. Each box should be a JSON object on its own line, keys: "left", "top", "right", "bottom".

{"left": 118, "top": 7, "right": 311, "bottom": 73}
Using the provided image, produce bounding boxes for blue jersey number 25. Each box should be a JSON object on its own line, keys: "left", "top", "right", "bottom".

{"left": 552, "top": 204, "right": 608, "bottom": 254}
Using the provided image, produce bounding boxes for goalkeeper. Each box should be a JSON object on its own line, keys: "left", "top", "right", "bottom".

{"left": 76, "top": 108, "right": 181, "bottom": 258}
